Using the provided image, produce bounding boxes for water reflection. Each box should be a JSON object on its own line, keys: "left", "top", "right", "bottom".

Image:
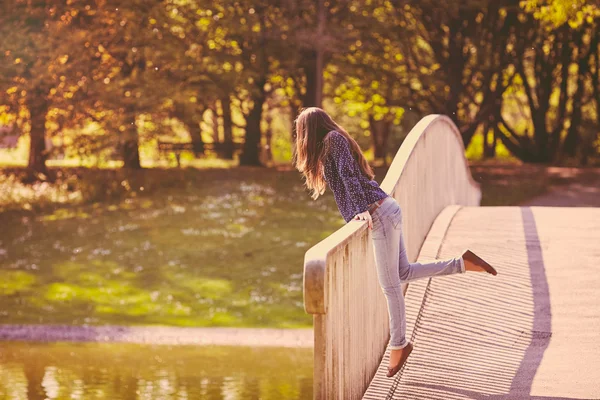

{"left": 0, "top": 342, "right": 313, "bottom": 400}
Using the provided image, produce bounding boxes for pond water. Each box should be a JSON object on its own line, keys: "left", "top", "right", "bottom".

{"left": 0, "top": 342, "right": 313, "bottom": 400}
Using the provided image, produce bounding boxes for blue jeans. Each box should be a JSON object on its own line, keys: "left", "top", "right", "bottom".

{"left": 370, "top": 196, "right": 465, "bottom": 349}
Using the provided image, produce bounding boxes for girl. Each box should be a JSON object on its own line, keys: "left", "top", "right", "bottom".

{"left": 293, "top": 107, "right": 497, "bottom": 378}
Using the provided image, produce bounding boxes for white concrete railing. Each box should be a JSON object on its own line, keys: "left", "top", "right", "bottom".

{"left": 303, "top": 115, "right": 481, "bottom": 400}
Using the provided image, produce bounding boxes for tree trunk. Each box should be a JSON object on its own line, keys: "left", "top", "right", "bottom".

{"left": 491, "top": 126, "right": 497, "bottom": 158}
{"left": 368, "top": 114, "right": 391, "bottom": 164}
{"left": 301, "top": 50, "right": 319, "bottom": 108}
{"left": 26, "top": 94, "right": 49, "bottom": 177}
{"left": 483, "top": 124, "right": 496, "bottom": 159}
{"left": 265, "top": 114, "right": 273, "bottom": 163}
{"left": 290, "top": 104, "right": 297, "bottom": 134}
{"left": 240, "top": 81, "right": 266, "bottom": 166}
{"left": 122, "top": 112, "right": 141, "bottom": 169}
{"left": 221, "top": 96, "right": 234, "bottom": 159}
{"left": 562, "top": 82, "right": 584, "bottom": 159}
{"left": 174, "top": 103, "right": 204, "bottom": 156}
{"left": 314, "top": 0, "right": 325, "bottom": 108}
{"left": 211, "top": 106, "right": 220, "bottom": 145}
{"left": 563, "top": 38, "right": 591, "bottom": 160}
{"left": 187, "top": 120, "right": 204, "bottom": 157}
{"left": 444, "top": 20, "right": 466, "bottom": 126}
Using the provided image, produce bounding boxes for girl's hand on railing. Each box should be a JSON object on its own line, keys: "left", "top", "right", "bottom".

{"left": 353, "top": 211, "right": 373, "bottom": 229}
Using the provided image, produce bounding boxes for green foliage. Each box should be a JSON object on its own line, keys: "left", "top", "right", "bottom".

{"left": 1, "top": 0, "right": 599, "bottom": 171}
{"left": 465, "top": 132, "right": 514, "bottom": 161}
{"left": 521, "top": 0, "right": 599, "bottom": 28}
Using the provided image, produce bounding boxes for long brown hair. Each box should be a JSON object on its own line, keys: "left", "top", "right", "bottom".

{"left": 293, "top": 107, "right": 374, "bottom": 200}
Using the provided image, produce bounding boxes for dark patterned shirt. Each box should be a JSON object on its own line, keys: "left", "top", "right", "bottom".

{"left": 323, "top": 131, "right": 389, "bottom": 222}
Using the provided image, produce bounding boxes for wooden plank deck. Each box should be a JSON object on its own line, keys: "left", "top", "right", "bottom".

{"left": 363, "top": 206, "right": 600, "bottom": 400}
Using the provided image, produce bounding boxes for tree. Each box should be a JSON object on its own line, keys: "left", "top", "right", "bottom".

{"left": 498, "top": 1, "right": 599, "bottom": 163}
{"left": 74, "top": 0, "right": 181, "bottom": 169}
{"left": 168, "top": 0, "right": 245, "bottom": 160}
{"left": 327, "top": 1, "right": 409, "bottom": 163}
{"left": 381, "top": 0, "right": 523, "bottom": 149}
{"left": 0, "top": 1, "right": 87, "bottom": 177}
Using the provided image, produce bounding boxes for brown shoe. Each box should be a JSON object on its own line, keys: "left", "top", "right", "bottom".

{"left": 387, "top": 342, "right": 413, "bottom": 378}
{"left": 462, "top": 249, "right": 497, "bottom": 276}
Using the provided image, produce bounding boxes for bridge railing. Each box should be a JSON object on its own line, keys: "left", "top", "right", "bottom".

{"left": 303, "top": 115, "right": 482, "bottom": 399}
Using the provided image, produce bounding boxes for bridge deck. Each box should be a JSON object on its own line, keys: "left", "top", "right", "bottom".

{"left": 363, "top": 206, "right": 600, "bottom": 400}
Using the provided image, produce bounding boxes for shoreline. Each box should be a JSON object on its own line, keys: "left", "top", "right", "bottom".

{"left": 0, "top": 324, "right": 313, "bottom": 348}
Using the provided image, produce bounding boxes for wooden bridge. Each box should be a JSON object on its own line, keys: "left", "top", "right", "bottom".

{"left": 302, "top": 115, "right": 600, "bottom": 399}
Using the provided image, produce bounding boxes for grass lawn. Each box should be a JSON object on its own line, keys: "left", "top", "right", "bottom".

{"left": 0, "top": 167, "right": 342, "bottom": 328}
{"left": 0, "top": 162, "right": 580, "bottom": 328}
